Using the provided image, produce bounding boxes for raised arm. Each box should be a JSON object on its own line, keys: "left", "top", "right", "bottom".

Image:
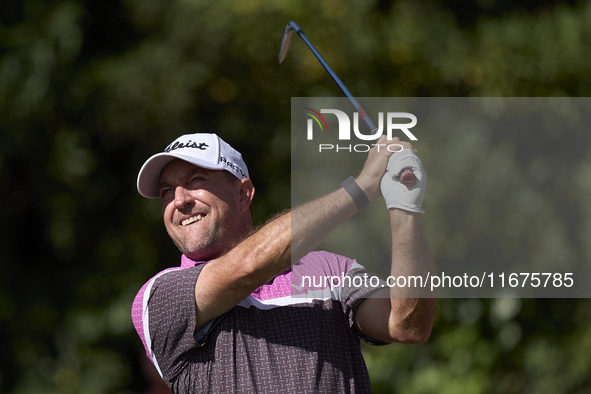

{"left": 354, "top": 148, "right": 436, "bottom": 344}
{"left": 194, "top": 135, "right": 408, "bottom": 329}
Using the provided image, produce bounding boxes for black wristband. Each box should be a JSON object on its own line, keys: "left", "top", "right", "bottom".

{"left": 340, "top": 176, "right": 370, "bottom": 211}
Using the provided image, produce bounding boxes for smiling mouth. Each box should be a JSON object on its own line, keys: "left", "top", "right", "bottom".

{"left": 181, "top": 214, "right": 204, "bottom": 226}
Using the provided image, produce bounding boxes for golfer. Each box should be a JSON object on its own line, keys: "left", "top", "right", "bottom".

{"left": 131, "top": 132, "right": 435, "bottom": 393}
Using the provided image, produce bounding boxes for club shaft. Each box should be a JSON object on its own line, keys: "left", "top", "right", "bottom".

{"left": 295, "top": 29, "right": 378, "bottom": 133}
{"left": 283, "top": 22, "right": 416, "bottom": 187}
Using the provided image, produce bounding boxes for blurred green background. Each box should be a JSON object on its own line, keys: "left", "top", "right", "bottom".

{"left": 1, "top": 0, "right": 590, "bottom": 393}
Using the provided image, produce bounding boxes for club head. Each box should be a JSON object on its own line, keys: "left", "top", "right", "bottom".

{"left": 278, "top": 21, "right": 302, "bottom": 63}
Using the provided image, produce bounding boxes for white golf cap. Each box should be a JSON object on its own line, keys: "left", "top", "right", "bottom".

{"left": 137, "top": 133, "right": 249, "bottom": 198}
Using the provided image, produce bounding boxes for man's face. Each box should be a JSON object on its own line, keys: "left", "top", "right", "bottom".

{"left": 159, "top": 159, "right": 249, "bottom": 261}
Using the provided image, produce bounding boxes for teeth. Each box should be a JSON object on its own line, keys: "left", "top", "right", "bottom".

{"left": 181, "top": 214, "right": 203, "bottom": 226}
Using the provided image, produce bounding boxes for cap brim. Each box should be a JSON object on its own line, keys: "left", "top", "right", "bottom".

{"left": 137, "top": 152, "right": 224, "bottom": 198}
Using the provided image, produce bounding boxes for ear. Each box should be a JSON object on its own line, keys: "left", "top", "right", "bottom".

{"left": 237, "top": 178, "right": 255, "bottom": 213}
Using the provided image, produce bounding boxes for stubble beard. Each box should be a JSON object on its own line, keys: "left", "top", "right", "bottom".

{"left": 170, "top": 221, "right": 228, "bottom": 261}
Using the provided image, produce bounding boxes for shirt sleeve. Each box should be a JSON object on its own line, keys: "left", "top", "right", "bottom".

{"left": 340, "top": 261, "right": 390, "bottom": 346}
{"left": 144, "top": 264, "right": 209, "bottom": 381}
{"left": 294, "top": 251, "right": 390, "bottom": 346}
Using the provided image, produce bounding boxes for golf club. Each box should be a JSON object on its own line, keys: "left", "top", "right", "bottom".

{"left": 278, "top": 21, "right": 416, "bottom": 187}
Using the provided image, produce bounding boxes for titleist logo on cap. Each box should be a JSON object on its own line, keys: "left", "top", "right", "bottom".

{"left": 137, "top": 132, "right": 250, "bottom": 198}
{"left": 164, "top": 140, "right": 209, "bottom": 153}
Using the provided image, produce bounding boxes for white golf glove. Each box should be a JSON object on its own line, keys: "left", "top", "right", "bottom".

{"left": 380, "top": 149, "right": 427, "bottom": 214}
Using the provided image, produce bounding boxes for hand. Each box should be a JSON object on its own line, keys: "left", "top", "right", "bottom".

{"left": 355, "top": 135, "right": 417, "bottom": 202}
{"left": 380, "top": 149, "right": 427, "bottom": 213}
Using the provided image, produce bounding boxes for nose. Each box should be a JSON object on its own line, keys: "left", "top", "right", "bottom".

{"left": 173, "top": 186, "right": 193, "bottom": 210}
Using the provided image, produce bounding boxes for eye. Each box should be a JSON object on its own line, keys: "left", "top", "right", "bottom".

{"left": 160, "top": 188, "right": 173, "bottom": 199}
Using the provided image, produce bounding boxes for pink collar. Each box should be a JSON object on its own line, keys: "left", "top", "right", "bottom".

{"left": 180, "top": 254, "right": 208, "bottom": 268}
